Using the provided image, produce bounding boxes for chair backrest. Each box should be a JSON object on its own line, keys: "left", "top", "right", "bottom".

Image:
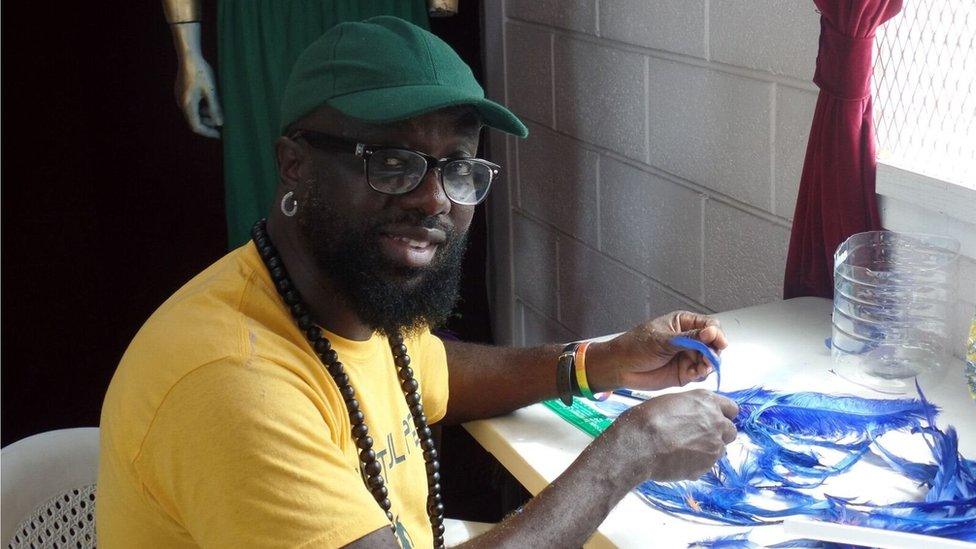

{"left": 1, "top": 428, "right": 100, "bottom": 548}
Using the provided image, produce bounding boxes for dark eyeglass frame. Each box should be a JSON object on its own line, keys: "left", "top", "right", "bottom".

{"left": 290, "top": 129, "right": 501, "bottom": 206}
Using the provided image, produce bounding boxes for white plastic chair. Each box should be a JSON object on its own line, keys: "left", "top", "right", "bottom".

{"left": 1, "top": 427, "right": 100, "bottom": 548}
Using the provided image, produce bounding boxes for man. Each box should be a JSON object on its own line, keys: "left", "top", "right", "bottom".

{"left": 98, "top": 16, "right": 738, "bottom": 548}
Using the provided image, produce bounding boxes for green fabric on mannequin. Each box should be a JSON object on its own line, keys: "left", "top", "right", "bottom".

{"left": 217, "top": 1, "right": 430, "bottom": 248}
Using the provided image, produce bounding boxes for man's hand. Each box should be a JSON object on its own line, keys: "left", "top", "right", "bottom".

{"left": 587, "top": 311, "right": 728, "bottom": 392}
{"left": 600, "top": 389, "right": 738, "bottom": 484}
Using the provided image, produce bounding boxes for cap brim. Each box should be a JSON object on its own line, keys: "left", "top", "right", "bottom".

{"left": 327, "top": 84, "right": 528, "bottom": 138}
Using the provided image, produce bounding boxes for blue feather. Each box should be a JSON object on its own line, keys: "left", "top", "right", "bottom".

{"left": 687, "top": 532, "right": 757, "bottom": 548}
{"left": 724, "top": 388, "right": 937, "bottom": 440}
{"left": 557, "top": 382, "right": 975, "bottom": 541}
{"left": 688, "top": 532, "right": 844, "bottom": 548}
{"left": 721, "top": 388, "right": 935, "bottom": 486}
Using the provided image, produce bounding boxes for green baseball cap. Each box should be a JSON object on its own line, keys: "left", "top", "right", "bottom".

{"left": 279, "top": 16, "right": 528, "bottom": 138}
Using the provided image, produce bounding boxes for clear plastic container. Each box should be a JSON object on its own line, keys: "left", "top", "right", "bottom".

{"left": 832, "top": 231, "right": 960, "bottom": 386}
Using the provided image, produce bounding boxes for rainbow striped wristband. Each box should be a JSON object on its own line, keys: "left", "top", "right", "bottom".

{"left": 574, "top": 341, "right": 609, "bottom": 401}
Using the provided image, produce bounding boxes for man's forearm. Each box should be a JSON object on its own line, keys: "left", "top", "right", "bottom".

{"left": 456, "top": 429, "right": 636, "bottom": 548}
{"left": 440, "top": 338, "right": 621, "bottom": 424}
{"left": 441, "top": 340, "right": 560, "bottom": 424}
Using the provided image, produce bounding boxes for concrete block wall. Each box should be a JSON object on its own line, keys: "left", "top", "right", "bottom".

{"left": 484, "top": 0, "right": 821, "bottom": 346}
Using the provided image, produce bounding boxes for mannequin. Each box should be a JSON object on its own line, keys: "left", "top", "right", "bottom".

{"left": 164, "top": 0, "right": 222, "bottom": 138}
{"left": 162, "top": 0, "right": 456, "bottom": 246}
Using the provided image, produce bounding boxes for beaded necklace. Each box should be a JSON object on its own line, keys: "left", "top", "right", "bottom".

{"left": 251, "top": 219, "right": 445, "bottom": 548}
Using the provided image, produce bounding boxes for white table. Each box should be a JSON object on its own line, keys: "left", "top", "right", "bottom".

{"left": 463, "top": 297, "right": 975, "bottom": 548}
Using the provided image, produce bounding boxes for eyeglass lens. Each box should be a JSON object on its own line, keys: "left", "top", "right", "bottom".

{"left": 366, "top": 149, "right": 493, "bottom": 205}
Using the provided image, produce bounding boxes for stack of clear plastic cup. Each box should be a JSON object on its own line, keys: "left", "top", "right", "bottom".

{"left": 832, "top": 231, "right": 960, "bottom": 387}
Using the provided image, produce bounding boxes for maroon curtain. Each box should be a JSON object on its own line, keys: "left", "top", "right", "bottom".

{"left": 783, "top": 0, "right": 903, "bottom": 298}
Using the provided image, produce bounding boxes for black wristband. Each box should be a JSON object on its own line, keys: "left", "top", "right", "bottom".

{"left": 556, "top": 342, "right": 580, "bottom": 406}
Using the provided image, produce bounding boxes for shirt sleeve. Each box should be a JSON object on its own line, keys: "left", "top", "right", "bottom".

{"left": 133, "top": 358, "right": 389, "bottom": 549}
{"left": 412, "top": 330, "right": 450, "bottom": 424}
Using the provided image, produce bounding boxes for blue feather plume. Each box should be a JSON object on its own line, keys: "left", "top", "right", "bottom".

{"left": 614, "top": 385, "right": 975, "bottom": 541}
{"left": 687, "top": 532, "right": 847, "bottom": 548}
{"left": 724, "top": 387, "right": 938, "bottom": 440}
{"left": 720, "top": 387, "right": 936, "bottom": 486}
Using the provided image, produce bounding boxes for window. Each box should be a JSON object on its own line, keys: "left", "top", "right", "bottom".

{"left": 873, "top": 0, "right": 975, "bottom": 190}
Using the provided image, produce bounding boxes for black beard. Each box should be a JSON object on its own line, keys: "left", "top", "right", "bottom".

{"left": 297, "top": 188, "right": 467, "bottom": 338}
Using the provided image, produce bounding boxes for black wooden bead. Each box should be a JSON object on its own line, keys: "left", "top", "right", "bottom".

{"left": 364, "top": 460, "right": 382, "bottom": 477}
{"left": 356, "top": 436, "right": 374, "bottom": 450}
{"left": 401, "top": 379, "right": 419, "bottom": 393}
{"left": 313, "top": 338, "right": 331, "bottom": 354}
{"left": 237, "top": 255, "right": 444, "bottom": 538}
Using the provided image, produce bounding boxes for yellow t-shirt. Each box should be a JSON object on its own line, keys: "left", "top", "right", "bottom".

{"left": 97, "top": 242, "right": 449, "bottom": 548}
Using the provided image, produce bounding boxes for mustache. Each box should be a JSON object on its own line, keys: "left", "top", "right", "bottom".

{"left": 374, "top": 215, "right": 455, "bottom": 236}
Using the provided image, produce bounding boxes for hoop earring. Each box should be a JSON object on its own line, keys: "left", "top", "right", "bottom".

{"left": 281, "top": 191, "right": 298, "bottom": 217}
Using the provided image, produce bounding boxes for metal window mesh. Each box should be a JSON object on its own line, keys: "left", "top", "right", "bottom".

{"left": 873, "top": 0, "right": 976, "bottom": 189}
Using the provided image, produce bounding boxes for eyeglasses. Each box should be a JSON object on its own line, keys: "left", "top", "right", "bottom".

{"left": 291, "top": 130, "right": 501, "bottom": 206}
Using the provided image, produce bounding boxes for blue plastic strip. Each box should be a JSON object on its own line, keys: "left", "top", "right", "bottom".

{"left": 670, "top": 335, "right": 722, "bottom": 391}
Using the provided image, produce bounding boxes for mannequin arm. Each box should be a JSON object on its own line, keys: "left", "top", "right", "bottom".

{"left": 428, "top": 0, "right": 459, "bottom": 17}
{"left": 163, "top": 0, "right": 223, "bottom": 138}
